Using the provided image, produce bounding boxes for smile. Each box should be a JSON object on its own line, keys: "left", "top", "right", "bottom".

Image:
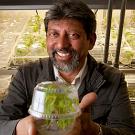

{"left": 57, "top": 52, "right": 70, "bottom": 57}
{"left": 54, "top": 50, "right": 72, "bottom": 61}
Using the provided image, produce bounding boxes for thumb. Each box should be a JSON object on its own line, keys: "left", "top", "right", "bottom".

{"left": 79, "top": 92, "right": 97, "bottom": 110}
{"left": 28, "top": 116, "right": 37, "bottom": 135}
{"left": 28, "top": 124, "right": 37, "bottom": 135}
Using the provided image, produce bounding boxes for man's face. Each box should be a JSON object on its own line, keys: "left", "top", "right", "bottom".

{"left": 46, "top": 19, "right": 95, "bottom": 72}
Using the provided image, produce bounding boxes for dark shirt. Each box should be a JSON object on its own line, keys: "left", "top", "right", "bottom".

{"left": 0, "top": 54, "right": 135, "bottom": 135}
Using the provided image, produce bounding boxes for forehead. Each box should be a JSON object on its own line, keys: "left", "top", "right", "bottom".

{"left": 47, "top": 18, "right": 84, "bottom": 30}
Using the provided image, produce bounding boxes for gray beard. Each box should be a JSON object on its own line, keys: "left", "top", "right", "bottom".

{"left": 50, "top": 50, "right": 80, "bottom": 72}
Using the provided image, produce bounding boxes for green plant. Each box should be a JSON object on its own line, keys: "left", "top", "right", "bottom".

{"left": 15, "top": 43, "right": 29, "bottom": 56}
{"left": 23, "top": 34, "right": 35, "bottom": 48}
{"left": 42, "top": 83, "right": 78, "bottom": 129}
{"left": 28, "top": 14, "right": 42, "bottom": 32}
{"left": 125, "top": 31, "right": 135, "bottom": 49}
{"left": 120, "top": 49, "right": 134, "bottom": 65}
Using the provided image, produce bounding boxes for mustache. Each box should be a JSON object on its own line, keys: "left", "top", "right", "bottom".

{"left": 51, "top": 48, "right": 80, "bottom": 72}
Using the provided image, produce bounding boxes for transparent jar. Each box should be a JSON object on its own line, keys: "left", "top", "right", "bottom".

{"left": 30, "top": 42, "right": 45, "bottom": 56}
{"left": 120, "top": 46, "right": 134, "bottom": 66}
{"left": 29, "top": 81, "right": 80, "bottom": 135}
{"left": 15, "top": 42, "right": 29, "bottom": 56}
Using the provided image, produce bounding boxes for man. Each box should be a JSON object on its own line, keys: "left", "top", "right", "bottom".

{"left": 0, "top": 0, "right": 135, "bottom": 135}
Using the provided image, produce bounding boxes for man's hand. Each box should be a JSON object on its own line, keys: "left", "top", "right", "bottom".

{"left": 66, "top": 92, "right": 100, "bottom": 135}
{"left": 79, "top": 92, "right": 97, "bottom": 109}
{"left": 16, "top": 115, "right": 37, "bottom": 135}
{"left": 15, "top": 92, "right": 99, "bottom": 135}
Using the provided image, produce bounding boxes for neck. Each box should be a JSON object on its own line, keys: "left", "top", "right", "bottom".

{"left": 59, "top": 63, "right": 83, "bottom": 83}
{"left": 59, "top": 72, "right": 75, "bottom": 84}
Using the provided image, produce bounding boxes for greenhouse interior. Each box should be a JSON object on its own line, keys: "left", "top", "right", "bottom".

{"left": 0, "top": 1, "right": 135, "bottom": 116}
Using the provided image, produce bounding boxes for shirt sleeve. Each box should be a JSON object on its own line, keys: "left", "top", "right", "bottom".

{"left": 0, "top": 119, "right": 20, "bottom": 135}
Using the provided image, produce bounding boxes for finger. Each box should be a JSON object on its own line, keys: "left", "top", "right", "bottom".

{"left": 65, "top": 116, "right": 81, "bottom": 135}
{"left": 27, "top": 116, "right": 37, "bottom": 135}
{"left": 79, "top": 92, "right": 97, "bottom": 109}
{"left": 28, "top": 124, "right": 37, "bottom": 135}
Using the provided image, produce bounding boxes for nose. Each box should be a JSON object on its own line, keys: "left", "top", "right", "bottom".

{"left": 57, "top": 33, "right": 70, "bottom": 49}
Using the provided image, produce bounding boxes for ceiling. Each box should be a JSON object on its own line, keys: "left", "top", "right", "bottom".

{"left": 0, "top": 0, "right": 135, "bottom": 10}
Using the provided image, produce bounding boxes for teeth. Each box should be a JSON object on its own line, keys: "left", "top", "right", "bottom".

{"left": 57, "top": 52, "right": 69, "bottom": 57}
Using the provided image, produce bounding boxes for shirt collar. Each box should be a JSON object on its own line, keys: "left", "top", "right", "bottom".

{"left": 71, "top": 57, "right": 87, "bottom": 85}
{"left": 53, "top": 57, "right": 88, "bottom": 89}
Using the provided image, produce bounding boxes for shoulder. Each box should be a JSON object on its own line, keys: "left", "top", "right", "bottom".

{"left": 97, "top": 62, "right": 124, "bottom": 81}
{"left": 87, "top": 54, "right": 123, "bottom": 77}
{"left": 18, "top": 57, "right": 49, "bottom": 71}
{"left": 16, "top": 57, "right": 50, "bottom": 76}
{"left": 98, "top": 62, "right": 123, "bottom": 74}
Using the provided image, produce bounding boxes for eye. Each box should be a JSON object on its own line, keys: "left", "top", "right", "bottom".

{"left": 47, "top": 31, "right": 59, "bottom": 38}
{"left": 68, "top": 33, "right": 80, "bottom": 40}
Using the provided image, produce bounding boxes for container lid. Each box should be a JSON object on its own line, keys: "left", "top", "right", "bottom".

{"left": 29, "top": 81, "right": 80, "bottom": 119}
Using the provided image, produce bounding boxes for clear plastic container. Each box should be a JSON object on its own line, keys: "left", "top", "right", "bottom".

{"left": 29, "top": 81, "right": 80, "bottom": 135}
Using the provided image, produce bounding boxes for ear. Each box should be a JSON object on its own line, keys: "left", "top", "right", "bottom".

{"left": 88, "top": 33, "right": 96, "bottom": 50}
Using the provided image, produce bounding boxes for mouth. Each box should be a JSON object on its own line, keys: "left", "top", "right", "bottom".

{"left": 57, "top": 51, "right": 70, "bottom": 57}
{"left": 55, "top": 50, "right": 72, "bottom": 61}
{"left": 51, "top": 49, "right": 79, "bottom": 72}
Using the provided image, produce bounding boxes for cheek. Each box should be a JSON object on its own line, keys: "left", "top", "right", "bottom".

{"left": 46, "top": 44, "right": 53, "bottom": 55}
{"left": 46, "top": 39, "right": 54, "bottom": 52}
{"left": 72, "top": 40, "right": 89, "bottom": 54}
